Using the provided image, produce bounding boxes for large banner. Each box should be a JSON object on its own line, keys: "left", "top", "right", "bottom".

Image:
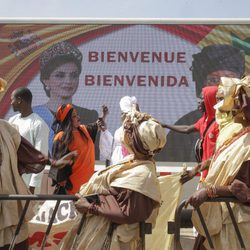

{"left": 0, "top": 24, "right": 249, "bottom": 162}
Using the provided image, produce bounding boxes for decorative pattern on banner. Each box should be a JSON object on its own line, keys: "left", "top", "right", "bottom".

{"left": 0, "top": 24, "right": 249, "bottom": 162}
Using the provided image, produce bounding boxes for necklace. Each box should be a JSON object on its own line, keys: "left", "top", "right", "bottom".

{"left": 214, "top": 126, "right": 250, "bottom": 160}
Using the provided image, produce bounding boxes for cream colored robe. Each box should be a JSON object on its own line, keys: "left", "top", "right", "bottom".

{"left": 61, "top": 155, "right": 161, "bottom": 250}
{"left": 215, "top": 110, "right": 243, "bottom": 150}
{"left": 192, "top": 128, "right": 250, "bottom": 250}
{"left": 0, "top": 120, "right": 34, "bottom": 247}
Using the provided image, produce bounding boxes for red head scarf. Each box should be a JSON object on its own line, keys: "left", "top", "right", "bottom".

{"left": 202, "top": 85, "right": 218, "bottom": 123}
{"left": 56, "top": 104, "right": 74, "bottom": 123}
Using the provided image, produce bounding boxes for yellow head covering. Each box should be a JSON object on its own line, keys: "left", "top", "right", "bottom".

{"left": 215, "top": 76, "right": 250, "bottom": 113}
{"left": 214, "top": 76, "right": 250, "bottom": 129}
{"left": 238, "top": 75, "right": 250, "bottom": 97}
{"left": 121, "top": 109, "right": 166, "bottom": 157}
{"left": 214, "top": 77, "right": 241, "bottom": 112}
{"left": 213, "top": 76, "right": 250, "bottom": 148}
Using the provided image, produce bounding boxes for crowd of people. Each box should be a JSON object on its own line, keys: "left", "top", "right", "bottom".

{"left": 0, "top": 41, "right": 249, "bottom": 250}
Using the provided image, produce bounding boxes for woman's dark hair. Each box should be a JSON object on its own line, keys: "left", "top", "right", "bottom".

{"left": 52, "top": 107, "right": 74, "bottom": 159}
{"left": 52, "top": 105, "right": 88, "bottom": 159}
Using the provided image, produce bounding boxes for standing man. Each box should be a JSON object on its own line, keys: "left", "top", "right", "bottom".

{"left": 9, "top": 87, "right": 49, "bottom": 194}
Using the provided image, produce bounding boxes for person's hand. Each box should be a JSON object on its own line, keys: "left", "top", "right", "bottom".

{"left": 97, "top": 118, "right": 107, "bottom": 131}
{"left": 74, "top": 193, "right": 91, "bottom": 214}
{"left": 97, "top": 105, "right": 108, "bottom": 131}
{"left": 185, "top": 188, "right": 208, "bottom": 209}
{"left": 229, "top": 179, "right": 249, "bottom": 202}
{"left": 180, "top": 166, "right": 199, "bottom": 184}
{"left": 200, "top": 158, "right": 211, "bottom": 172}
{"left": 29, "top": 186, "right": 35, "bottom": 194}
{"left": 101, "top": 105, "right": 109, "bottom": 120}
{"left": 52, "top": 151, "right": 78, "bottom": 168}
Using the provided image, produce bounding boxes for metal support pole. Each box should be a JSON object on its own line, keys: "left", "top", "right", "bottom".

{"left": 41, "top": 200, "right": 61, "bottom": 250}
{"left": 9, "top": 200, "right": 30, "bottom": 250}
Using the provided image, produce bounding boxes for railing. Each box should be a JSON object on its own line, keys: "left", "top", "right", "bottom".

{"left": 0, "top": 194, "right": 77, "bottom": 250}
{"left": 168, "top": 197, "right": 248, "bottom": 250}
{"left": 0, "top": 194, "right": 151, "bottom": 250}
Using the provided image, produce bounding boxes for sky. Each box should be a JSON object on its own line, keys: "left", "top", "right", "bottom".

{"left": 0, "top": 0, "right": 249, "bottom": 19}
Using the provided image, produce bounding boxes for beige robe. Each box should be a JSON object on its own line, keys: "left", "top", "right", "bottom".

{"left": 192, "top": 127, "right": 250, "bottom": 250}
{"left": 0, "top": 120, "right": 34, "bottom": 247}
{"left": 61, "top": 155, "right": 161, "bottom": 250}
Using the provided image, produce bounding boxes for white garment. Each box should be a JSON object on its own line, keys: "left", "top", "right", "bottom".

{"left": 99, "top": 126, "right": 127, "bottom": 165}
{"left": 100, "top": 96, "right": 137, "bottom": 165}
{"left": 8, "top": 113, "right": 49, "bottom": 188}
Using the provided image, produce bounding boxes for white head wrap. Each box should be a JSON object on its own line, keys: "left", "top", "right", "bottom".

{"left": 119, "top": 96, "right": 137, "bottom": 113}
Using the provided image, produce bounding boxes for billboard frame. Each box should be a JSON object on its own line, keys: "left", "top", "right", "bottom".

{"left": 0, "top": 17, "right": 249, "bottom": 24}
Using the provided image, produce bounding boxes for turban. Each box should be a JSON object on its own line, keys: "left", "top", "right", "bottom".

{"left": 202, "top": 85, "right": 218, "bottom": 119}
{"left": 56, "top": 104, "right": 74, "bottom": 123}
{"left": 239, "top": 75, "right": 250, "bottom": 97}
{"left": 121, "top": 110, "right": 166, "bottom": 157}
{"left": 119, "top": 96, "right": 137, "bottom": 113}
{"left": 192, "top": 44, "right": 245, "bottom": 95}
{"left": 0, "top": 78, "right": 7, "bottom": 92}
{"left": 214, "top": 76, "right": 250, "bottom": 112}
{"left": 214, "top": 77, "right": 241, "bottom": 112}
{"left": 137, "top": 119, "right": 167, "bottom": 153}
{"left": 40, "top": 41, "right": 82, "bottom": 78}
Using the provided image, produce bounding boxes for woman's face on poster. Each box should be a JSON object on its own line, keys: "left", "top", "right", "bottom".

{"left": 44, "top": 62, "right": 80, "bottom": 99}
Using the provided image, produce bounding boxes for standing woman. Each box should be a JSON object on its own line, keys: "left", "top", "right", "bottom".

{"left": 50, "top": 103, "right": 107, "bottom": 195}
{"left": 186, "top": 76, "right": 250, "bottom": 250}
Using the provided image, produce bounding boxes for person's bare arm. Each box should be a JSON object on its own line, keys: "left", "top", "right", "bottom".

{"left": 180, "top": 158, "right": 212, "bottom": 184}
{"left": 161, "top": 123, "right": 197, "bottom": 134}
{"left": 180, "top": 164, "right": 201, "bottom": 184}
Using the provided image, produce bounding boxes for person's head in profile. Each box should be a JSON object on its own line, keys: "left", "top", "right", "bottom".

{"left": 121, "top": 108, "right": 167, "bottom": 160}
{"left": 40, "top": 41, "right": 82, "bottom": 105}
{"left": 191, "top": 44, "right": 245, "bottom": 97}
